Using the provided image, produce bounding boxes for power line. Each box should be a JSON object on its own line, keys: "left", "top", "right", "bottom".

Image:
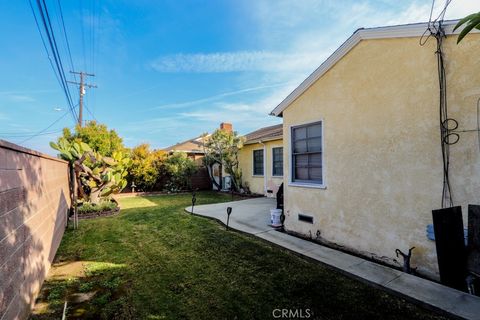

{"left": 28, "top": 0, "right": 63, "bottom": 90}
{"left": 84, "top": 103, "right": 97, "bottom": 122}
{"left": 39, "top": 0, "right": 77, "bottom": 118}
{"left": 56, "top": 0, "right": 77, "bottom": 83}
{"left": 15, "top": 106, "right": 77, "bottom": 144}
{"left": 29, "top": 0, "right": 78, "bottom": 123}
{"left": 0, "top": 129, "right": 66, "bottom": 138}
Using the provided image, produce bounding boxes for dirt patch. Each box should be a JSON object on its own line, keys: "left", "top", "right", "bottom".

{"left": 48, "top": 261, "right": 86, "bottom": 280}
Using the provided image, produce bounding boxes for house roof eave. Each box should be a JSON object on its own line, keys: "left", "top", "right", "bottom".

{"left": 270, "top": 19, "right": 470, "bottom": 117}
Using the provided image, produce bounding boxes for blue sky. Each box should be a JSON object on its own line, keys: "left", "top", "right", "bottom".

{"left": 0, "top": 0, "right": 478, "bottom": 154}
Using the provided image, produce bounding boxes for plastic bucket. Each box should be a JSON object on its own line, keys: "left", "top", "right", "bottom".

{"left": 270, "top": 209, "right": 282, "bottom": 225}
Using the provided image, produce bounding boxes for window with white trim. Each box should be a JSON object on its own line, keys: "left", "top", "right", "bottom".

{"left": 291, "top": 121, "right": 323, "bottom": 184}
{"left": 253, "top": 149, "right": 264, "bottom": 176}
{"left": 272, "top": 147, "right": 283, "bottom": 176}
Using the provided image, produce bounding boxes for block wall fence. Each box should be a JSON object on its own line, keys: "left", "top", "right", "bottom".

{"left": 0, "top": 140, "right": 70, "bottom": 320}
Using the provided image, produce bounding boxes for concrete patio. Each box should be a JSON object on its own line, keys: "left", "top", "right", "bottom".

{"left": 188, "top": 197, "right": 480, "bottom": 320}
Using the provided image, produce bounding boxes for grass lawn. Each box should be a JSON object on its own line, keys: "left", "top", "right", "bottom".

{"left": 31, "top": 192, "right": 450, "bottom": 320}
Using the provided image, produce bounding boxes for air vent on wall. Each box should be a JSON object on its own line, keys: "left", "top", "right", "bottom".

{"left": 298, "top": 214, "right": 314, "bottom": 224}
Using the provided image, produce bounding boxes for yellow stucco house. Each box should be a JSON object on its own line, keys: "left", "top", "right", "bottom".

{"left": 270, "top": 20, "right": 480, "bottom": 278}
{"left": 238, "top": 124, "right": 283, "bottom": 196}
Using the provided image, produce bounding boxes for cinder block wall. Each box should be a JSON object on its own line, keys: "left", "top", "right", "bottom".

{"left": 0, "top": 140, "right": 70, "bottom": 320}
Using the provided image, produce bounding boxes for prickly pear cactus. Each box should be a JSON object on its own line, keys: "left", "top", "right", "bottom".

{"left": 50, "top": 138, "right": 131, "bottom": 204}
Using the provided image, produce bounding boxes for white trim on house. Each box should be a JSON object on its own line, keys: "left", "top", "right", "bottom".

{"left": 252, "top": 147, "right": 265, "bottom": 177}
{"left": 289, "top": 120, "right": 326, "bottom": 189}
{"left": 270, "top": 19, "right": 475, "bottom": 117}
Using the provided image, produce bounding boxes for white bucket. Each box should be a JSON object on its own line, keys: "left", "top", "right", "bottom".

{"left": 270, "top": 209, "right": 282, "bottom": 225}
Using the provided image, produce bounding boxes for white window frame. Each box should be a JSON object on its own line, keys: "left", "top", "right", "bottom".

{"left": 252, "top": 148, "right": 264, "bottom": 177}
{"left": 271, "top": 146, "right": 283, "bottom": 177}
{"left": 288, "top": 120, "right": 326, "bottom": 189}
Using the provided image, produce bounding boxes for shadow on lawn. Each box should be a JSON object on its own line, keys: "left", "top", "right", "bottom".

{"left": 30, "top": 260, "right": 134, "bottom": 319}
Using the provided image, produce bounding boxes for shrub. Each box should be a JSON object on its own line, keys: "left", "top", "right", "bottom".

{"left": 128, "top": 144, "right": 165, "bottom": 191}
{"left": 78, "top": 201, "right": 118, "bottom": 214}
{"left": 163, "top": 152, "right": 197, "bottom": 191}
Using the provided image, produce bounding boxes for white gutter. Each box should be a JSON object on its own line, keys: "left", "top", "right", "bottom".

{"left": 259, "top": 140, "right": 267, "bottom": 196}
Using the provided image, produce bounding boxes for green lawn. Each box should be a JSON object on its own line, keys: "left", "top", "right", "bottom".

{"left": 31, "top": 192, "right": 450, "bottom": 320}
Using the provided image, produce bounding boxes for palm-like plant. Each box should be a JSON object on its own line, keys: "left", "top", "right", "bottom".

{"left": 454, "top": 12, "right": 480, "bottom": 43}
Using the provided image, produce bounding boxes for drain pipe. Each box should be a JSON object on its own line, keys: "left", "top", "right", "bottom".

{"left": 395, "top": 247, "right": 417, "bottom": 274}
{"left": 258, "top": 140, "right": 267, "bottom": 196}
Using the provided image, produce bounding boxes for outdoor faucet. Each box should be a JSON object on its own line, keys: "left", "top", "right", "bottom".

{"left": 395, "top": 247, "right": 417, "bottom": 274}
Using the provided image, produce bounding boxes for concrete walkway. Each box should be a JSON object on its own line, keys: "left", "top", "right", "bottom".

{"left": 188, "top": 198, "right": 480, "bottom": 320}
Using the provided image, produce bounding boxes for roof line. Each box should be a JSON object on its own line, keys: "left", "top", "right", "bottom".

{"left": 270, "top": 19, "right": 470, "bottom": 117}
{"left": 163, "top": 133, "right": 209, "bottom": 151}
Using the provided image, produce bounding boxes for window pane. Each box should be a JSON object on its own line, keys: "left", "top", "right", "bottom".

{"left": 274, "top": 163, "right": 283, "bottom": 176}
{"left": 309, "top": 167, "right": 323, "bottom": 182}
{"left": 295, "top": 167, "right": 309, "bottom": 180}
{"left": 253, "top": 150, "right": 264, "bottom": 175}
{"left": 294, "top": 140, "right": 307, "bottom": 153}
{"left": 307, "top": 137, "right": 322, "bottom": 152}
{"left": 272, "top": 147, "right": 283, "bottom": 176}
{"left": 307, "top": 123, "right": 322, "bottom": 137}
{"left": 309, "top": 153, "right": 322, "bottom": 167}
{"left": 293, "top": 127, "right": 306, "bottom": 140}
{"left": 295, "top": 154, "right": 308, "bottom": 167}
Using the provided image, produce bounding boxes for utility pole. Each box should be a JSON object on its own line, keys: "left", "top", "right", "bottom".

{"left": 67, "top": 71, "right": 97, "bottom": 126}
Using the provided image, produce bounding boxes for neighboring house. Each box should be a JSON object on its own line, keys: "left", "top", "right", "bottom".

{"left": 163, "top": 134, "right": 210, "bottom": 164}
{"left": 163, "top": 123, "right": 233, "bottom": 189}
{"left": 238, "top": 124, "right": 283, "bottom": 197}
{"left": 270, "top": 20, "right": 480, "bottom": 278}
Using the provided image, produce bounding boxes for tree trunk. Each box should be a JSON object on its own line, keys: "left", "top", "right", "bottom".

{"left": 90, "top": 189, "right": 102, "bottom": 205}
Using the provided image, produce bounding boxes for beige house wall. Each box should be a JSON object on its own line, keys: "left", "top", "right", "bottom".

{"left": 281, "top": 34, "right": 480, "bottom": 278}
{"left": 238, "top": 140, "right": 283, "bottom": 196}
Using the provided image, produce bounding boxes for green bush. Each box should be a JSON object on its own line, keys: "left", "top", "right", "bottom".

{"left": 163, "top": 152, "right": 197, "bottom": 192}
{"left": 78, "top": 201, "right": 118, "bottom": 214}
{"left": 127, "top": 143, "right": 165, "bottom": 191}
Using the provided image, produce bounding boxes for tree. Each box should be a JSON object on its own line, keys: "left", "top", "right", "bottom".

{"left": 203, "top": 129, "right": 244, "bottom": 192}
{"left": 455, "top": 12, "right": 480, "bottom": 43}
{"left": 59, "top": 121, "right": 124, "bottom": 156}
{"left": 128, "top": 143, "right": 166, "bottom": 191}
{"left": 163, "top": 152, "right": 197, "bottom": 192}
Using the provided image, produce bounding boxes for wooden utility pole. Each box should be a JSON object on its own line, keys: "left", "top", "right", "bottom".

{"left": 67, "top": 71, "right": 97, "bottom": 126}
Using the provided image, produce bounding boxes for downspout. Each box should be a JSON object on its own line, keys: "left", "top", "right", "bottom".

{"left": 259, "top": 140, "right": 267, "bottom": 196}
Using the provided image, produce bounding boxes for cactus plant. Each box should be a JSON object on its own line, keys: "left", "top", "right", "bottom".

{"left": 50, "top": 138, "right": 131, "bottom": 204}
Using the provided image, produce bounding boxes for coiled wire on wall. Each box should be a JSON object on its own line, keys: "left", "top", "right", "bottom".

{"left": 420, "top": 4, "right": 480, "bottom": 208}
{"left": 420, "top": 1, "right": 454, "bottom": 208}
{"left": 422, "top": 21, "right": 453, "bottom": 208}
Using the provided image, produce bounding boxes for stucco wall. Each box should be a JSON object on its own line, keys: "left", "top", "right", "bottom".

{"left": 0, "top": 140, "right": 70, "bottom": 319}
{"left": 281, "top": 34, "right": 480, "bottom": 278}
{"left": 238, "top": 140, "right": 283, "bottom": 196}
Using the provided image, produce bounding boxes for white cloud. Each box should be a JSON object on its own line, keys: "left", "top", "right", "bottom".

{"left": 7, "top": 95, "right": 35, "bottom": 102}
{"left": 150, "top": 51, "right": 328, "bottom": 73}
{"left": 150, "top": 82, "right": 292, "bottom": 110}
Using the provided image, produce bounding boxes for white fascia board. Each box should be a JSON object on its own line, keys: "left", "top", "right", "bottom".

{"left": 270, "top": 20, "right": 471, "bottom": 117}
